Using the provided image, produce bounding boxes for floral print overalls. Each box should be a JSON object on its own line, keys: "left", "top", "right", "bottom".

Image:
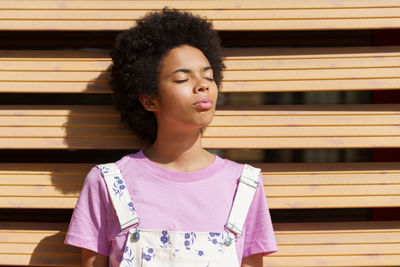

{"left": 97, "top": 163, "right": 261, "bottom": 267}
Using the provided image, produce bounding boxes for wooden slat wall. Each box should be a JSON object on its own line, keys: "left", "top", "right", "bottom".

{"left": 1, "top": 1, "right": 400, "bottom": 266}
{"left": 267, "top": 221, "right": 400, "bottom": 266}
{"left": 0, "top": 222, "right": 81, "bottom": 266}
{"left": 1, "top": 0, "right": 400, "bottom": 31}
{"left": 2, "top": 46, "right": 400, "bottom": 93}
{"left": 2, "top": 220, "right": 399, "bottom": 267}
{"left": 0, "top": 104, "right": 399, "bottom": 149}
{"left": 0, "top": 222, "right": 400, "bottom": 266}
{"left": 1, "top": 162, "right": 400, "bottom": 209}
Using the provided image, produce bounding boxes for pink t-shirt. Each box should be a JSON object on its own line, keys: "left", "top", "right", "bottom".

{"left": 65, "top": 150, "right": 278, "bottom": 266}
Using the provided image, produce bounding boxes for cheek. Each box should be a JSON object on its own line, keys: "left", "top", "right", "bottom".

{"left": 211, "top": 85, "right": 218, "bottom": 101}
{"left": 159, "top": 89, "right": 190, "bottom": 109}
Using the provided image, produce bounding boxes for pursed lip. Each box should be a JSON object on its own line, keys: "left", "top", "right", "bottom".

{"left": 193, "top": 97, "right": 213, "bottom": 110}
{"left": 193, "top": 97, "right": 212, "bottom": 105}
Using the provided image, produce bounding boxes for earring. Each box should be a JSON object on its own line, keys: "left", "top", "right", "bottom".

{"left": 144, "top": 101, "right": 157, "bottom": 111}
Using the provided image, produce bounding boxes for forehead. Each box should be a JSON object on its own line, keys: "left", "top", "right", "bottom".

{"left": 160, "top": 45, "right": 211, "bottom": 73}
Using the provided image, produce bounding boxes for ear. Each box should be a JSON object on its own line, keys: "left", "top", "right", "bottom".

{"left": 139, "top": 94, "right": 158, "bottom": 112}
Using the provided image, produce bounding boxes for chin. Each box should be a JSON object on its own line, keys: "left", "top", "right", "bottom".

{"left": 198, "top": 116, "right": 214, "bottom": 127}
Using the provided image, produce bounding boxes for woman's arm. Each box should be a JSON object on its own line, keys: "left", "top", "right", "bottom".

{"left": 241, "top": 253, "right": 263, "bottom": 267}
{"left": 81, "top": 248, "right": 108, "bottom": 267}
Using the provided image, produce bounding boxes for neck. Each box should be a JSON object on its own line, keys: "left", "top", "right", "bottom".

{"left": 142, "top": 126, "right": 214, "bottom": 172}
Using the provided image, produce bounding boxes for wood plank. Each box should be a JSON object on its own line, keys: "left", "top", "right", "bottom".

{"left": 1, "top": 1, "right": 400, "bottom": 31}
{"left": 1, "top": 104, "right": 399, "bottom": 116}
{"left": 0, "top": 255, "right": 80, "bottom": 267}
{"left": 273, "top": 243, "right": 400, "bottom": 256}
{"left": 3, "top": 193, "right": 400, "bottom": 209}
{"left": 0, "top": 197, "right": 80, "bottom": 209}
{"left": 221, "top": 46, "right": 400, "bottom": 58}
{"left": 3, "top": 56, "right": 400, "bottom": 71}
{"left": 264, "top": 255, "right": 400, "bottom": 267}
{"left": 276, "top": 231, "right": 400, "bottom": 244}
{"left": 202, "top": 137, "right": 400, "bottom": 149}
{"left": 265, "top": 221, "right": 400, "bottom": 266}
{"left": 263, "top": 161, "right": 400, "bottom": 209}
{"left": 0, "top": 221, "right": 80, "bottom": 266}
{"left": 4, "top": 18, "right": 400, "bottom": 31}
{"left": 267, "top": 184, "right": 400, "bottom": 197}
{"left": 2, "top": 125, "right": 400, "bottom": 137}
{"left": 1, "top": 104, "right": 400, "bottom": 121}
{"left": 0, "top": 243, "right": 79, "bottom": 254}
{"left": 2, "top": 1, "right": 400, "bottom": 9}
{"left": 2, "top": 113, "right": 400, "bottom": 127}
{"left": 1, "top": 162, "right": 399, "bottom": 209}
{"left": 3, "top": 68, "right": 400, "bottom": 81}
{"left": 3, "top": 79, "right": 400, "bottom": 93}
{"left": 4, "top": 56, "right": 400, "bottom": 71}
{"left": 0, "top": 104, "right": 398, "bottom": 149}
{"left": 2, "top": 46, "right": 400, "bottom": 93}
{"left": 1, "top": 8, "right": 400, "bottom": 20}
{"left": 5, "top": 185, "right": 400, "bottom": 204}
{"left": 1, "top": 221, "right": 399, "bottom": 266}
{"left": 2, "top": 46, "right": 400, "bottom": 60}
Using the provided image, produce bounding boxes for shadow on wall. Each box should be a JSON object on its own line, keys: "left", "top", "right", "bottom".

{"left": 0, "top": 221, "right": 80, "bottom": 266}
{"left": 25, "top": 51, "right": 140, "bottom": 265}
{"left": 30, "top": 233, "right": 81, "bottom": 266}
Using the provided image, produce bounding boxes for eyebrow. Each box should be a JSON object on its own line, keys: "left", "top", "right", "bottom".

{"left": 168, "top": 66, "right": 213, "bottom": 77}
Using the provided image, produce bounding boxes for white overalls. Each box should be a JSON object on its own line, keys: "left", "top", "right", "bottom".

{"left": 97, "top": 163, "right": 261, "bottom": 267}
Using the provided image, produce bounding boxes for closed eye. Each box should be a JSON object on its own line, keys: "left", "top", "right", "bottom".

{"left": 174, "top": 79, "right": 188, "bottom": 83}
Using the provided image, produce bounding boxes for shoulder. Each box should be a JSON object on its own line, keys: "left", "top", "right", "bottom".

{"left": 218, "top": 156, "right": 243, "bottom": 170}
{"left": 114, "top": 150, "right": 146, "bottom": 176}
{"left": 114, "top": 151, "right": 137, "bottom": 169}
{"left": 83, "top": 165, "right": 103, "bottom": 186}
{"left": 217, "top": 156, "right": 260, "bottom": 179}
{"left": 93, "top": 151, "right": 139, "bottom": 177}
{"left": 83, "top": 152, "right": 138, "bottom": 189}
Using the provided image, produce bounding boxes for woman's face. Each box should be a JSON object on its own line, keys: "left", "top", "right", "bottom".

{"left": 148, "top": 44, "right": 218, "bottom": 132}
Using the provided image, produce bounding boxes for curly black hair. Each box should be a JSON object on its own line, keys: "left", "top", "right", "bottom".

{"left": 110, "top": 7, "right": 225, "bottom": 145}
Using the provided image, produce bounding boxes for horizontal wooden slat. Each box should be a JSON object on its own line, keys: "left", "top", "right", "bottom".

{"left": 3, "top": 46, "right": 400, "bottom": 60}
{"left": 2, "top": 46, "right": 400, "bottom": 93}
{"left": 2, "top": 18, "right": 400, "bottom": 31}
{"left": 0, "top": 1, "right": 400, "bottom": 31}
{"left": 263, "top": 161, "right": 400, "bottom": 209}
{"left": 2, "top": 114, "right": 400, "bottom": 126}
{"left": 3, "top": 79, "right": 400, "bottom": 93}
{"left": 2, "top": 1, "right": 400, "bottom": 9}
{"left": 1, "top": 162, "right": 399, "bottom": 209}
{"left": 2, "top": 8, "right": 400, "bottom": 21}
{"left": 265, "top": 221, "right": 400, "bottom": 266}
{"left": 0, "top": 222, "right": 80, "bottom": 266}
{"left": 3, "top": 56, "right": 400, "bottom": 71}
{"left": 1, "top": 221, "right": 399, "bottom": 266}
{"left": 4, "top": 187, "right": 400, "bottom": 209}
{"left": 4, "top": 68, "right": 400, "bottom": 81}
{"left": 265, "top": 255, "right": 400, "bottom": 266}
{"left": 204, "top": 137, "right": 400, "bottom": 149}
{"left": 2, "top": 125, "right": 400, "bottom": 141}
{"left": 0, "top": 104, "right": 399, "bottom": 149}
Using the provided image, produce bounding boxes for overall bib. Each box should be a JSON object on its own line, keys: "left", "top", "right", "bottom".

{"left": 97, "top": 163, "right": 261, "bottom": 267}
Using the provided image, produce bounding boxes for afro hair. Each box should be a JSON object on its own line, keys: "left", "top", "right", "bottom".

{"left": 110, "top": 7, "right": 225, "bottom": 144}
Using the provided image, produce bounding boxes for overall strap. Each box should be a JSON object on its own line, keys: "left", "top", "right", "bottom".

{"left": 97, "top": 163, "right": 140, "bottom": 231}
{"left": 225, "top": 164, "right": 261, "bottom": 238}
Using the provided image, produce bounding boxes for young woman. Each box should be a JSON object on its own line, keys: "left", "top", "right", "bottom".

{"left": 65, "top": 8, "right": 277, "bottom": 267}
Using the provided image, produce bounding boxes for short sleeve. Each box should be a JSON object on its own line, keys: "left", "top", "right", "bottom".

{"left": 64, "top": 166, "right": 111, "bottom": 256}
{"left": 242, "top": 172, "right": 278, "bottom": 258}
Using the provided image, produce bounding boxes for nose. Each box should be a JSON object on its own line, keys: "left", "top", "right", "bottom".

{"left": 194, "top": 77, "right": 210, "bottom": 93}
